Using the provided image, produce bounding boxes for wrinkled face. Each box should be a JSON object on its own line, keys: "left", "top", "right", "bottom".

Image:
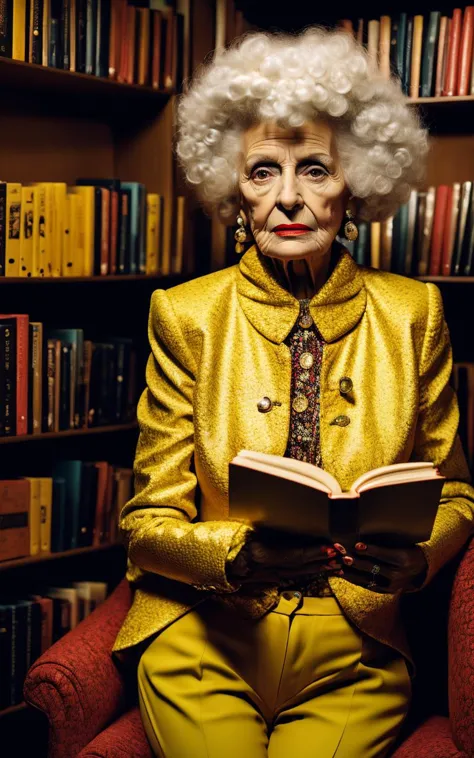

{"left": 239, "top": 120, "right": 348, "bottom": 261}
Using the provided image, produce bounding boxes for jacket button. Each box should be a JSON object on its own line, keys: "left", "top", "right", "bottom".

{"left": 330, "top": 415, "right": 350, "bottom": 427}
{"left": 292, "top": 395, "right": 309, "bottom": 413}
{"left": 257, "top": 396, "right": 273, "bottom": 413}
{"left": 299, "top": 312, "right": 313, "bottom": 329}
{"left": 339, "top": 377, "right": 353, "bottom": 395}
{"left": 299, "top": 352, "right": 314, "bottom": 370}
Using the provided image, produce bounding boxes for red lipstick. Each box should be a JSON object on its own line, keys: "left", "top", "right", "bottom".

{"left": 273, "top": 224, "right": 313, "bottom": 237}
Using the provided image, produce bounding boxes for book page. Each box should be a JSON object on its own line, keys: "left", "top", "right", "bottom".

{"left": 235, "top": 450, "right": 342, "bottom": 493}
{"left": 351, "top": 461, "right": 440, "bottom": 494}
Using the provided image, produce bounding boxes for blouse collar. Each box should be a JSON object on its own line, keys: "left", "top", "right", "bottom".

{"left": 236, "top": 243, "right": 367, "bottom": 344}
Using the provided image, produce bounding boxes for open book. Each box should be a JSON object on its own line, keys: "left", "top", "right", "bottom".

{"left": 229, "top": 450, "right": 445, "bottom": 547}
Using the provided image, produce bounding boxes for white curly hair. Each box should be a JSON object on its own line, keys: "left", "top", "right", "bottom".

{"left": 176, "top": 28, "right": 428, "bottom": 223}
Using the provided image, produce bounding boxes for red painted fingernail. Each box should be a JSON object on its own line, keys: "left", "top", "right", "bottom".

{"left": 327, "top": 548, "right": 337, "bottom": 558}
{"left": 334, "top": 543, "right": 347, "bottom": 555}
{"left": 337, "top": 570, "right": 344, "bottom": 576}
{"left": 355, "top": 542, "right": 367, "bottom": 551}
{"left": 343, "top": 555, "right": 354, "bottom": 566}
{"left": 328, "top": 560, "right": 339, "bottom": 569}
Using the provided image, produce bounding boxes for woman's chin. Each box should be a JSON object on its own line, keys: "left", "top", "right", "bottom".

{"left": 260, "top": 236, "right": 330, "bottom": 261}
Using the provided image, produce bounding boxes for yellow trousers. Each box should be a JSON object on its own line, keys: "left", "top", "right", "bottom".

{"left": 138, "top": 593, "right": 410, "bottom": 758}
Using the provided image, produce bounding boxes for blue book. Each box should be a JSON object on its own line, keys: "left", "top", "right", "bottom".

{"left": 121, "top": 182, "right": 146, "bottom": 274}
{"left": 85, "top": 0, "right": 97, "bottom": 75}
{"left": 421, "top": 12, "right": 441, "bottom": 97}
{"left": 52, "top": 461, "right": 83, "bottom": 549}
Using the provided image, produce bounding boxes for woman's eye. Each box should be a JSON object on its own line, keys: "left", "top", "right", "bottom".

{"left": 304, "top": 166, "right": 327, "bottom": 179}
{"left": 252, "top": 168, "right": 273, "bottom": 181}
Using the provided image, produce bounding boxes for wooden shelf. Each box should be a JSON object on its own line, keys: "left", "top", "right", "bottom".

{"left": 409, "top": 95, "right": 474, "bottom": 105}
{"left": 0, "top": 421, "right": 137, "bottom": 445}
{"left": 0, "top": 273, "right": 186, "bottom": 285}
{"left": 0, "top": 56, "right": 172, "bottom": 115}
{"left": 0, "top": 702, "right": 28, "bottom": 719}
{"left": 0, "top": 543, "right": 124, "bottom": 572}
{"left": 415, "top": 276, "right": 474, "bottom": 283}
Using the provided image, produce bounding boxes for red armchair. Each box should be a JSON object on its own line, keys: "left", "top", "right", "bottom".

{"left": 24, "top": 538, "right": 474, "bottom": 758}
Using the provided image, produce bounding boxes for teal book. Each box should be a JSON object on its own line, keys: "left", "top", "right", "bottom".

{"left": 51, "top": 476, "right": 67, "bottom": 552}
{"left": 403, "top": 16, "right": 414, "bottom": 95}
{"left": 421, "top": 12, "right": 441, "bottom": 97}
{"left": 120, "top": 182, "right": 146, "bottom": 274}
{"left": 395, "top": 14, "right": 408, "bottom": 83}
{"left": 52, "top": 461, "right": 83, "bottom": 550}
{"left": 391, "top": 203, "right": 409, "bottom": 273}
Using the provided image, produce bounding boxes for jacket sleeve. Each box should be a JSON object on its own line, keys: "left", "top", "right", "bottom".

{"left": 415, "top": 283, "right": 474, "bottom": 587}
{"left": 119, "top": 288, "right": 250, "bottom": 592}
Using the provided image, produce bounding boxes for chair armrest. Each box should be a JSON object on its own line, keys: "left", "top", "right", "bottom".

{"left": 449, "top": 537, "right": 474, "bottom": 755}
{"left": 392, "top": 716, "right": 466, "bottom": 758}
{"left": 23, "top": 578, "right": 133, "bottom": 758}
{"left": 77, "top": 706, "right": 153, "bottom": 758}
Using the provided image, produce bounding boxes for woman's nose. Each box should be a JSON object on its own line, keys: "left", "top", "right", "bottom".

{"left": 277, "top": 171, "right": 303, "bottom": 211}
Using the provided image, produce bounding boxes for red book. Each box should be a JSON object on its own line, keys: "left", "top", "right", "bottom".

{"left": 117, "top": 1, "right": 130, "bottom": 83}
{"left": 429, "top": 185, "right": 450, "bottom": 275}
{"left": 151, "top": 10, "right": 162, "bottom": 90}
{"left": 441, "top": 185, "right": 459, "bottom": 276}
{"left": 457, "top": 6, "right": 474, "bottom": 94}
{"left": 0, "top": 314, "right": 29, "bottom": 435}
{"left": 126, "top": 7, "right": 137, "bottom": 85}
{"left": 435, "top": 17, "right": 449, "bottom": 96}
{"left": 443, "top": 9, "right": 463, "bottom": 96}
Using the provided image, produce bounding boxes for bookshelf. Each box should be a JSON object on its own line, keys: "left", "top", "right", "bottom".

{"left": 0, "top": 543, "right": 123, "bottom": 572}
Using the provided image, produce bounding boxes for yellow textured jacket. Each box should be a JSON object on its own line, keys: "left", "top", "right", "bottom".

{"left": 113, "top": 245, "right": 474, "bottom": 661}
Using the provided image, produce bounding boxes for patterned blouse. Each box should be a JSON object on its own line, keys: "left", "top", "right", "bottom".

{"left": 282, "top": 298, "right": 333, "bottom": 597}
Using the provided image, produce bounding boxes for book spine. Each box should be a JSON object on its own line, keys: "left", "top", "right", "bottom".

{"left": 12, "top": 0, "right": 26, "bottom": 61}
{"left": 379, "top": 15, "right": 391, "bottom": 79}
{"left": 420, "top": 12, "right": 440, "bottom": 97}
{"left": 100, "top": 188, "right": 109, "bottom": 275}
{"left": 443, "top": 8, "right": 462, "bottom": 96}
{"left": 151, "top": 10, "right": 162, "bottom": 89}
{"left": 30, "top": 322, "right": 43, "bottom": 433}
{"left": 395, "top": 14, "right": 407, "bottom": 83}
{"left": 457, "top": 6, "right": 474, "bottom": 95}
{"left": 76, "top": 0, "right": 86, "bottom": 73}
{"left": 453, "top": 181, "right": 472, "bottom": 275}
{"left": 45, "top": 338, "right": 55, "bottom": 432}
{"left": 61, "top": 0, "right": 70, "bottom": 69}
{"left": 435, "top": 16, "right": 448, "bottom": 96}
{"left": 59, "top": 343, "right": 71, "bottom": 430}
{"left": 2, "top": 321, "right": 16, "bottom": 435}
{"left": 0, "top": 183, "right": 6, "bottom": 276}
{"left": 402, "top": 16, "right": 413, "bottom": 95}
{"left": 19, "top": 186, "right": 34, "bottom": 277}
{"left": 118, "top": 190, "right": 129, "bottom": 273}
{"left": 85, "top": 0, "right": 95, "bottom": 75}
{"left": 370, "top": 221, "right": 381, "bottom": 268}
{"left": 429, "top": 185, "right": 449, "bottom": 276}
{"left": 409, "top": 15, "right": 423, "bottom": 98}
{"left": 0, "top": 0, "right": 13, "bottom": 58}
{"left": 69, "top": 0, "right": 76, "bottom": 71}
{"left": 109, "top": 190, "right": 118, "bottom": 275}
{"left": 15, "top": 315, "right": 29, "bottom": 436}
{"left": 41, "top": 0, "right": 49, "bottom": 66}
{"left": 6, "top": 183, "right": 22, "bottom": 277}
{"left": 441, "top": 184, "right": 456, "bottom": 276}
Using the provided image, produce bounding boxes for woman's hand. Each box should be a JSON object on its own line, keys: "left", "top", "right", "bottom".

{"left": 228, "top": 530, "right": 342, "bottom": 584}
{"left": 334, "top": 541, "right": 428, "bottom": 593}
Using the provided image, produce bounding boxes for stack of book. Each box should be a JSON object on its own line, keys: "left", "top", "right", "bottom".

{"left": 339, "top": 8, "right": 474, "bottom": 97}
{"left": 0, "top": 581, "right": 108, "bottom": 710}
{"left": 0, "top": 465, "right": 132, "bottom": 561}
{"left": 0, "top": 317, "right": 138, "bottom": 437}
{"left": 0, "top": 0, "right": 184, "bottom": 91}
{"left": 0, "top": 179, "right": 168, "bottom": 278}
{"left": 346, "top": 182, "right": 474, "bottom": 277}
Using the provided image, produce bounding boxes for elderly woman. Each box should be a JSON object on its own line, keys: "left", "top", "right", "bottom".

{"left": 113, "top": 28, "right": 474, "bottom": 758}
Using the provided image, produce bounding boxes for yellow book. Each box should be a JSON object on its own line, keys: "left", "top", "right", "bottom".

{"left": 30, "top": 185, "right": 41, "bottom": 276}
{"left": 39, "top": 478, "right": 53, "bottom": 553}
{"left": 52, "top": 182, "right": 67, "bottom": 277}
{"left": 19, "top": 186, "right": 35, "bottom": 277}
{"left": 370, "top": 221, "right": 381, "bottom": 269}
{"left": 367, "top": 19, "right": 380, "bottom": 70}
{"left": 410, "top": 15, "right": 424, "bottom": 99}
{"left": 12, "top": 0, "right": 27, "bottom": 61}
{"left": 146, "top": 193, "right": 161, "bottom": 275}
{"left": 34, "top": 182, "right": 54, "bottom": 276}
{"left": 24, "top": 477, "right": 41, "bottom": 556}
{"left": 74, "top": 192, "right": 85, "bottom": 276}
{"left": 71, "top": 186, "right": 94, "bottom": 276}
{"left": 5, "top": 183, "right": 22, "bottom": 276}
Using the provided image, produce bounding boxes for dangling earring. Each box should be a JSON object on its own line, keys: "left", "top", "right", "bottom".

{"left": 234, "top": 214, "right": 247, "bottom": 254}
{"left": 344, "top": 209, "right": 359, "bottom": 241}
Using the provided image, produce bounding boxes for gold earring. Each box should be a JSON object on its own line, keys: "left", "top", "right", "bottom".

{"left": 344, "top": 209, "right": 359, "bottom": 241}
{"left": 234, "top": 214, "right": 247, "bottom": 254}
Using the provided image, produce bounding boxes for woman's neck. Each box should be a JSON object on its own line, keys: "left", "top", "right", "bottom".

{"left": 269, "top": 247, "right": 336, "bottom": 300}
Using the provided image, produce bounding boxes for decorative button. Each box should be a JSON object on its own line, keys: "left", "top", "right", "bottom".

{"left": 339, "top": 377, "right": 353, "bottom": 395}
{"left": 299, "top": 312, "right": 313, "bottom": 329}
{"left": 299, "top": 352, "right": 314, "bottom": 370}
{"left": 330, "top": 415, "right": 351, "bottom": 427}
{"left": 292, "top": 395, "right": 309, "bottom": 413}
{"left": 257, "top": 396, "right": 273, "bottom": 413}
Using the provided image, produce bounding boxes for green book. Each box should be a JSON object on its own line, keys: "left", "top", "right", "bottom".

{"left": 392, "top": 203, "right": 409, "bottom": 274}
{"left": 403, "top": 16, "right": 414, "bottom": 95}
{"left": 421, "top": 12, "right": 441, "bottom": 97}
{"left": 354, "top": 222, "right": 370, "bottom": 267}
